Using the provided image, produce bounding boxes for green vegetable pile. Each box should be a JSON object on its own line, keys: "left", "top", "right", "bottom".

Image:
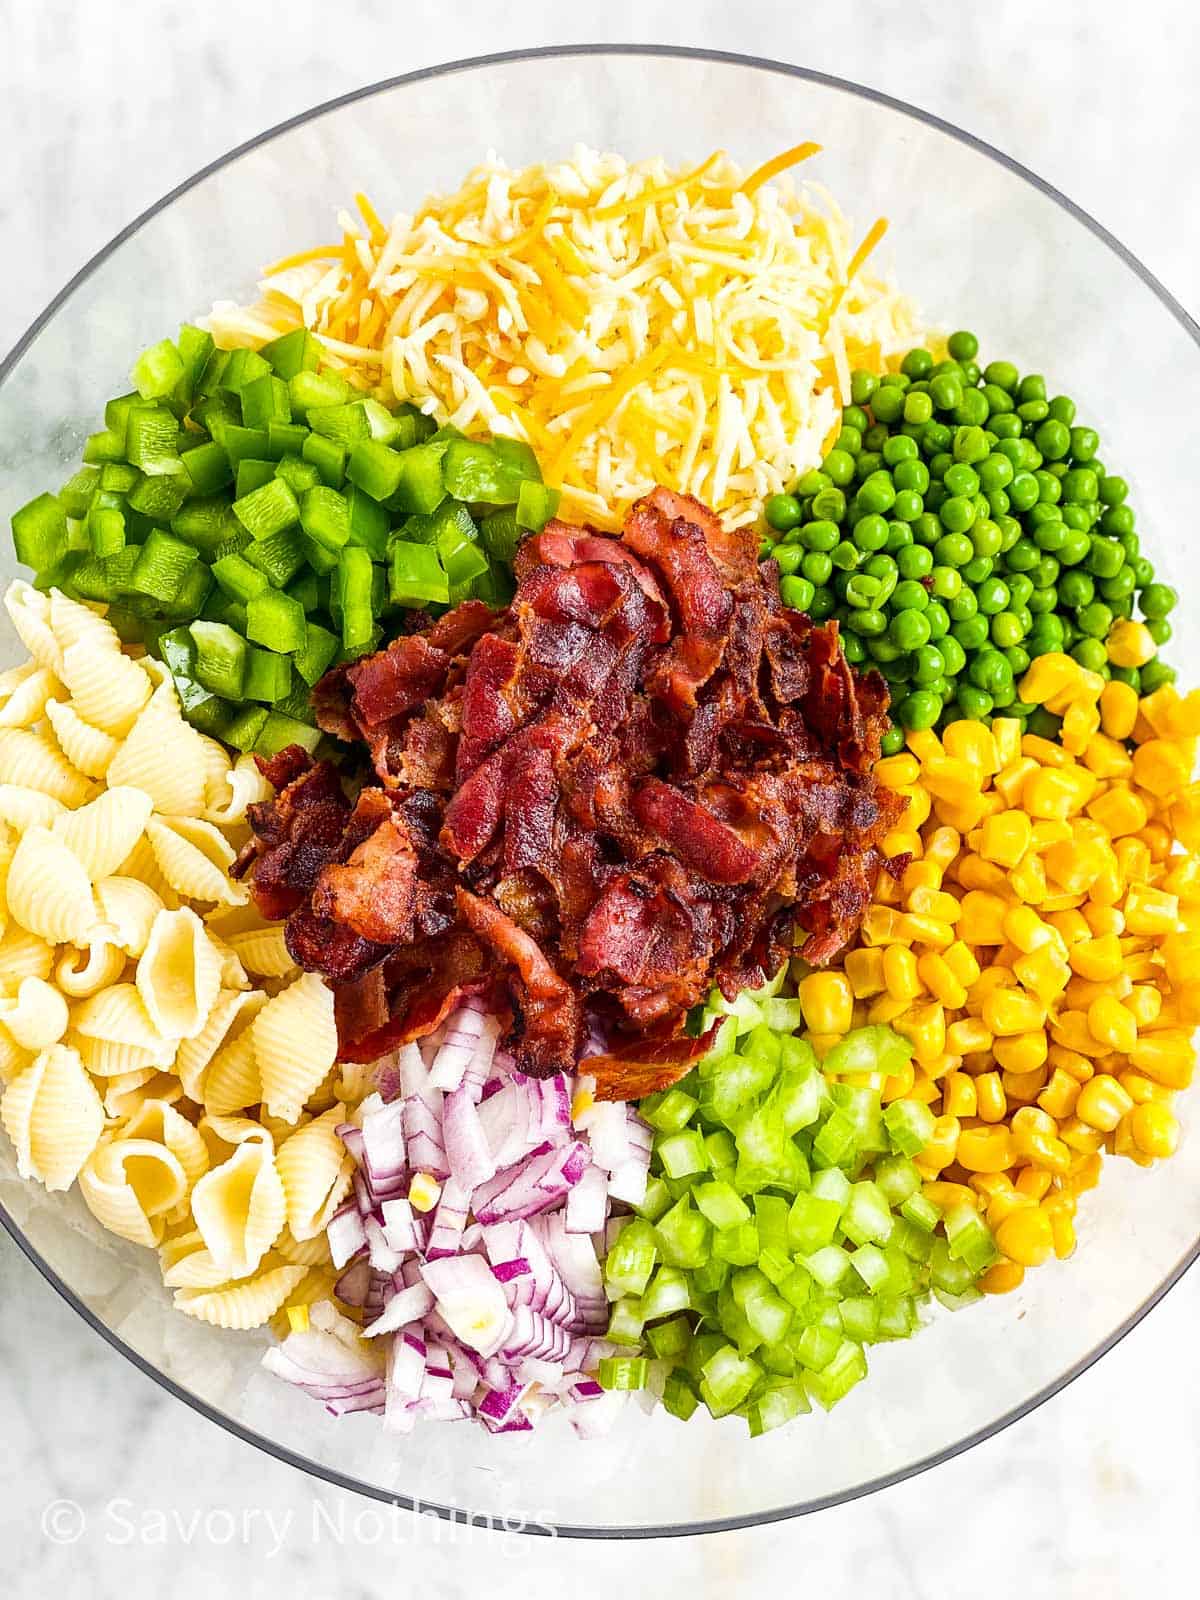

{"left": 761, "top": 331, "right": 1177, "bottom": 749}
{"left": 597, "top": 991, "right": 997, "bottom": 1433}
{"left": 10, "top": 327, "right": 560, "bottom": 757}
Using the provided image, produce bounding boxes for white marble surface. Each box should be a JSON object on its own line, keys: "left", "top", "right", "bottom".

{"left": 3, "top": 2, "right": 1200, "bottom": 1595}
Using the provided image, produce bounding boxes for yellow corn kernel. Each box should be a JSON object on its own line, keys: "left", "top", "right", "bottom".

{"left": 1074, "top": 1073, "right": 1134, "bottom": 1132}
{"left": 1129, "top": 1032, "right": 1195, "bottom": 1089}
{"left": 894, "top": 1000, "right": 946, "bottom": 1065}
{"left": 945, "top": 1017, "right": 992, "bottom": 1057}
{"left": 977, "top": 810, "right": 1032, "bottom": 869}
{"left": 1011, "top": 1103, "right": 1059, "bottom": 1142}
{"left": 1068, "top": 934, "right": 1123, "bottom": 982}
{"left": 920, "top": 755, "right": 981, "bottom": 807}
{"left": 914, "top": 1113, "right": 961, "bottom": 1176}
{"left": 1014, "top": 1166, "right": 1054, "bottom": 1201}
{"left": 1114, "top": 837, "right": 1152, "bottom": 889}
{"left": 1050, "top": 1009, "right": 1103, "bottom": 1056}
{"left": 1002, "top": 1063, "right": 1050, "bottom": 1103}
{"left": 1099, "top": 679, "right": 1140, "bottom": 740}
{"left": 1082, "top": 733, "right": 1135, "bottom": 781}
{"left": 943, "top": 1071, "right": 978, "bottom": 1118}
{"left": 906, "top": 887, "right": 960, "bottom": 924}
{"left": 1048, "top": 1044, "right": 1094, "bottom": 1084}
{"left": 1133, "top": 740, "right": 1190, "bottom": 800}
{"left": 1161, "top": 856, "right": 1200, "bottom": 901}
{"left": 995, "top": 1206, "right": 1055, "bottom": 1267}
{"left": 861, "top": 905, "right": 901, "bottom": 946}
{"left": 954, "top": 854, "right": 1013, "bottom": 897}
{"left": 898, "top": 784, "right": 933, "bottom": 830}
{"left": 974, "top": 1071, "right": 1007, "bottom": 1123}
{"left": 1138, "top": 821, "right": 1174, "bottom": 862}
{"left": 1089, "top": 850, "right": 1126, "bottom": 908}
{"left": 1023, "top": 733, "right": 1074, "bottom": 769}
{"left": 1083, "top": 903, "right": 1125, "bottom": 940}
{"left": 994, "top": 757, "right": 1041, "bottom": 805}
{"left": 867, "top": 994, "right": 912, "bottom": 1026}
{"left": 1065, "top": 975, "right": 1132, "bottom": 1014}
{"left": 882, "top": 828, "right": 923, "bottom": 860}
{"left": 1009, "top": 853, "right": 1049, "bottom": 905}
{"left": 881, "top": 1058, "right": 917, "bottom": 1102}
{"left": 943, "top": 721, "right": 1000, "bottom": 775}
{"left": 902, "top": 860, "right": 943, "bottom": 895}
{"left": 980, "top": 1259, "right": 1026, "bottom": 1294}
{"left": 409, "top": 1172, "right": 442, "bottom": 1212}
{"left": 1150, "top": 687, "right": 1200, "bottom": 738}
{"left": 923, "top": 1181, "right": 980, "bottom": 1214}
{"left": 1117, "top": 1069, "right": 1174, "bottom": 1105}
{"left": 955, "top": 1125, "right": 1018, "bottom": 1174}
{"left": 1129, "top": 1100, "right": 1180, "bottom": 1159}
{"left": 881, "top": 943, "right": 922, "bottom": 1002}
{"left": 1086, "top": 994, "right": 1138, "bottom": 1054}
{"left": 941, "top": 941, "right": 981, "bottom": 990}
{"left": 1061, "top": 699, "right": 1101, "bottom": 757}
{"left": 1047, "top": 908, "right": 1091, "bottom": 948}
{"left": 1002, "top": 905, "right": 1054, "bottom": 955}
{"left": 1019, "top": 652, "right": 1079, "bottom": 705}
{"left": 922, "top": 825, "right": 960, "bottom": 871}
{"left": 991, "top": 718, "right": 1022, "bottom": 768}
{"left": 844, "top": 947, "right": 886, "bottom": 998}
{"left": 907, "top": 1071, "right": 942, "bottom": 1104}
{"left": 906, "top": 728, "right": 943, "bottom": 763}
{"left": 987, "top": 1190, "right": 1034, "bottom": 1228}
{"left": 874, "top": 870, "right": 903, "bottom": 907}
{"left": 1041, "top": 838, "right": 1104, "bottom": 897}
{"left": 916, "top": 950, "right": 968, "bottom": 1009}
{"left": 959, "top": 890, "right": 1010, "bottom": 944}
{"left": 1038, "top": 1067, "right": 1081, "bottom": 1120}
{"left": 1064, "top": 1151, "right": 1103, "bottom": 1194}
{"left": 1124, "top": 884, "right": 1180, "bottom": 937}
{"left": 1012, "top": 945, "right": 1071, "bottom": 1004}
{"left": 894, "top": 913, "right": 956, "bottom": 950}
{"left": 1058, "top": 1115, "right": 1106, "bottom": 1154}
{"left": 934, "top": 798, "right": 992, "bottom": 833}
{"left": 798, "top": 971, "right": 854, "bottom": 1035}
{"left": 1106, "top": 618, "right": 1156, "bottom": 669}
{"left": 876, "top": 753, "right": 921, "bottom": 789}
{"left": 1112, "top": 1113, "right": 1155, "bottom": 1168}
{"left": 1049, "top": 1206, "right": 1076, "bottom": 1259}
{"left": 982, "top": 987, "right": 1047, "bottom": 1036}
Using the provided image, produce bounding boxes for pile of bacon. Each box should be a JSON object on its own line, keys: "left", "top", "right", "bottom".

{"left": 236, "top": 488, "right": 906, "bottom": 1097}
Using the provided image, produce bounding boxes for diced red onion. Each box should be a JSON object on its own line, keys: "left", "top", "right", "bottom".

{"left": 429, "top": 1005, "right": 499, "bottom": 1093}
{"left": 336, "top": 1123, "right": 365, "bottom": 1164}
{"left": 360, "top": 1095, "right": 408, "bottom": 1199}
{"left": 490, "top": 1256, "right": 531, "bottom": 1284}
{"left": 380, "top": 1197, "right": 418, "bottom": 1254}
{"left": 420, "top": 1254, "right": 512, "bottom": 1356}
{"left": 364, "top": 1215, "right": 405, "bottom": 1274}
{"left": 607, "top": 1154, "right": 650, "bottom": 1208}
{"left": 327, "top": 1204, "right": 367, "bottom": 1271}
{"left": 362, "top": 1280, "right": 435, "bottom": 1337}
{"left": 442, "top": 1087, "right": 497, "bottom": 1189}
{"left": 472, "top": 1140, "right": 588, "bottom": 1225}
{"left": 425, "top": 1176, "right": 471, "bottom": 1260}
{"left": 565, "top": 1163, "right": 608, "bottom": 1234}
{"left": 402, "top": 1090, "right": 449, "bottom": 1180}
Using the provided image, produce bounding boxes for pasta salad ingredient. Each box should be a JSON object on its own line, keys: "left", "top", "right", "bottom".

{"left": 237, "top": 489, "right": 904, "bottom": 1082}
{"left": 615, "top": 1008, "right": 992, "bottom": 1430}
{"left": 765, "top": 337, "right": 1176, "bottom": 737}
{"left": 212, "top": 148, "right": 919, "bottom": 530}
{"left": 9, "top": 334, "right": 559, "bottom": 756}
{"left": 0, "top": 580, "right": 349, "bottom": 1329}
{"left": 268, "top": 1003, "right": 642, "bottom": 1435}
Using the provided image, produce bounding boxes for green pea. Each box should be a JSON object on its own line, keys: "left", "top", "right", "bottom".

{"left": 969, "top": 519, "right": 1003, "bottom": 559}
{"left": 991, "top": 681, "right": 1017, "bottom": 709}
{"left": 1034, "top": 470, "right": 1062, "bottom": 504}
{"left": 1028, "top": 612, "right": 1065, "bottom": 648}
{"left": 1141, "top": 660, "right": 1177, "bottom": 693}
{"left": 921, "top": 421, "right": 952, "bottom": 456}
{"left": 990, "top": 413, "right": 1023, "bottom": 441}
{"left": 1140, "top": 582, "right": 1177, "bottom": 619}
{"left": 1110, "top": 595, "right": 1134, "bottom": 621}
{"left": 912, "top": 513, "right": 942, "bottom": 547}
{"left": 845, "top": 574, "right": 881, "bottom": 609}
{"left": 1016, "top": 374, "right": 1047, "bottom": 404}
{"left": 977, "top": 453, "right": 1014, "bottom": 493}
{"left": 947, "top": 588, "right": 979, "bottom": 622}
{"left": 926, "top": 601, "right": 950, "bottom": 640}
{"left": 1005, "top": 538, "right": 1042, "bottom": 574}
{"left": 933, "top": 532, "right": 972, "bottom": 568}
{"left": 962, "top": 555, "right": 994, "bottom": 586}
{"left": 1059, "top": 570, "right": 1095, "bottom": 608}
{"left": 953, "top": 389, "right": 990, "bottom": 428}
{"left": 952, "top": 425, "right": 990, "bottom": 466}
{"left": 975, "top": 576, "right": 1010, "bottom": 615}
{"left": 880, "top": 723, "right": 906, "bottom": 755}
{"left": 990, "top": 610, "right": 1024, "bottom": 649}
{"left": 986, "top": 489, "right": 1010, "bottom": 518}
{"left": 1008, "top": 471, "right": 1040, "bottom": 512}
{"left": 900, "top": 348, "right": 933, "bottom": 380}
{"left": 872, "top": 386, "right": 904, "bottom": 424}
{"left": 1033, "top": 419, "right": 1070, "bottom": 465}
{"left": 1026, "top": 707, "right": 1062, "bottom": 739}
{"left": 891, "top": 578, "right": 930, "bottom": 612}
{"left": 1071, "top": 637, "right": 1108, "bottom": 673}
{"left": 1108, "top": 664, "right": 1140, "bottom": 690}
{"left": 850, "top": 371, "right": 877, "bottom": 405}
{"left": 956, "top": 684, "right": 994, "bottom": 720}
{"left": 837, "top": 427, "right": 863, "bottom": 457}
{"left": 858, "top": 474, "right": 897, "bottom": 516}
{"left": 946, "top": 332, "right": 978, "bottom": 362}
{"left": 841, "top": 632, "right": 867, "bottom": 666}
{"left": 910, "top": 643, "right": 945, "bottom": 684}
{"left": 1061, "top": 466, "right": 1098, "bottom": 503}
{"left": 897, "top": 544, "right": 933, "bottom": 580}
{"left": 853, "top": 512, "right": 890, "bottom": 552}
{"left": 867, "top": 636, "right": 903, "bottom": 663}
{"left": 810, "top": 486, "right": 846, "bottom": 522}
{"left": 824, "top": 449, "right": 856, "bottom": 487}
{"left": 1027, "top": 587, "right": 1056, "bottom": 615}
{"left": 1099, "top": 474, "right": 1129, "bottom": 506}
{"left": 892, "top": 489, "right": 924, "bottom": 523}
{"left": 758, "top": 538, "right": 776, "bottom": 561}
{"left": 802, "top": 550, "right": 833, "bottom": 584}
{"left": 929, "top": 566, "right": 962, "bottom": 602}
{"left": 1048, "top": 395, "right": 1077, "bottom": 425}
{"left": 795, "top": 468, "right": 829, "bottom": 497}
{"left": 1100, "top": 505, "right": 1135, "bottom": 539}
{"left": 981, "top": 384, "right": 1014, "bottom": 415}
{"left": 1058, "top": 530, "right": 1091, "bottom": 566}
{"left": 863, "top": 422, "right": 890, "bottom": 451}
{"left": 846, "top": 607, "right": 888, "bottom": 638}
{"left": 831, "top": 540, "right": 859, "bottom": 571}
{"left": 982, "top": 360, "right": 1018, "bottom": 392}
{"left": 890, "top": 609, "right": 931, "bottom": 651}
{"left": 939, "top": 635, "right": 967, "bottom": 676}
{"left": 1084, "top": 536, "right": 1124, "bottom": 579}
{"left": 952, "top": 615, "right": 990, "bottom": 651}
{"left": 886, "top": 521, "right": 914, "bottom": 552}
{"left": 1061, "top": 619, "right": 1080, "bottom": 649}
{"left": 1007, "top": 573, "right": 1035, "bottom": 607}
{"left": 1147, "top": 618, "right": 1172, "bottom": 646}
{"left": 902, "top": 391, "right": 933, "bottom": 426}
{"left": 882, "top": 434, "right": 918, "bottom": 467}
{"left": 809, "top": 585, "right": 835, "bottom": 620}
{"left": 843, "top": 404, "right": 870, "bottom": 433}
{"left": 764, "top": 493, "right": 802, "bottom": 533}
{"left": 897, "top": 689, "right": 943, "bottom": 731}
{"left": 1116, "top": 529, "right": 1140, "bottom": 560}
{"left": 774, "top": 545, "right": 804, "bottom": 576}
{"left": 939, "top": 495, "right": 976, "bottom": 534}
{"left": 1032, "top": 517, "right": 1067, "bottom": 553}
{"left": 1132, "top": 557, "right": 1155, "bottom": 587}
{"left": 1017, "top": 399, "right": 1049, "bottom": 423}
{"left": 854, "top": 451, "right": 884, "bottom": 482}
{"left": 1046, "top": 460, "right": 1068, "bottom": 480}
{"left": 779, "top": 575, "right": 815, "bottom": 611}
{"left": 894, "top": 459, "right": 930, "bottom": 495}
{"left": 864, "top": 554, "right": 898, "bottom": 597}
{"left": 928, "top": 453, "right": 953, "bottom": 483}
{"left": 929, "top": 373, "right": 963, "bottom": 412}
{"left": 1003, "top": 645, "right": 1030, "bottom": 676}
{"left": 802, "top": 520, "right": 840, "bottom": 552}
{"left": 943, "top": 463, "right": 980, "bottom": 498}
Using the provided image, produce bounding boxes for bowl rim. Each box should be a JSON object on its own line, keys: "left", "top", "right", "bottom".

{"left": 2, "top": 41, "right": 1199, "bottom": 1541}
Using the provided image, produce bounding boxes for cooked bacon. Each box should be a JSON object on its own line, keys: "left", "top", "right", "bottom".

{"left": 587, "top": 1023, "right": 719, "bottom": 1102}
{"left": 244, "top": 488, "right": 900, "bottom": 1086}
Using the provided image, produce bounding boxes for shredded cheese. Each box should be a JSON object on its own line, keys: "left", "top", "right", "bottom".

{"left": 211, "top": 147, "right": 920, "bottom": 530}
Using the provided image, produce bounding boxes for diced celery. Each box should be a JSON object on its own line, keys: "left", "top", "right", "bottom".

{"left": 713, "top": 1221, "right": 760, "bottom": 1267}
{"left": 874, "top": 1154, "right": 923, "bottom": 1208}
{"left": 802, "top": 1245, "right": 853, "bottom": 1291}
{"left": 661, "top": 1370, "right": 699, "bottom": 1421}
{"left": 640, "top": 1087, "right": 698, "bottom": 1133}
{"left": 654, "top": 1199, "right": 710, "bottom": 1270}
{"left": 646, "top": 1314, "right": 691, "bottom": 1362}
{"left": 883, "top": 1098, "right": 937, "bottom": 1158}
{"left": 786, "top": 1193, "right": 842, "bottom": 1256}
{"left": 753, "top": 1196, "right": 790, "bottom": 1256}
{"left": 700, "top": 1346, "right": 761, "bottom": 1417}
{"left": 693, "top": 1180, "right": 751, "bottom": 1230}
{"left": 842, "top": 1181, "right": 896, "bottom": 1248}
{"left": 792, "top": 1322, "right": 842, "bottom": 1373}
{"left": 746, "top": 1379, "right": 810, "bottom": 1436}
{"left": 605, "top": 1297, "right": 645, "bottom": 1347}
{"left": 943, "top": 1203, "right": 999, "bottom": 1274}
{"left": 804, "top": 1340, "right": 868, "bottom": 1411}
{"left": 900, "top": 1191, "right": 942, "bottom": 1233}
{"left": 657, "top": 1129, "right": 709, "bottom": 1180}
{"left": 603, "top": 1217, "right": 658, "bottom": 1300}
{"left": 640, "top": 1266, "right": 691, "bottom": 1324}
{"left": 597, "top": 1356, "right": 648, "bottom": 1392}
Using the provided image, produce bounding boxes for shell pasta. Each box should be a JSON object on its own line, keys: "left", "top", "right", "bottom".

{"left": 0, "top": 586, "right": 356, "bottom": 1328}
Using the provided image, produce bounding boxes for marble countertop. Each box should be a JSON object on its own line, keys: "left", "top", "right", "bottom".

{"left": 3, "top": 3, "right": 1199, "bottom": 1595}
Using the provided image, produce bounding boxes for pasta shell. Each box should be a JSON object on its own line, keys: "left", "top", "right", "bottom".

{"left": 207, "top": 935, "right": 250, "bottom": 992}
{"left": 225, "top": 926, "right": 296, "bottom": 980}
{"left": 0, "top": 730, "right": 93, "bottom": 806}
{"left": 0, "top": 1042, "right": 104, "bottom": 1190}
{"left": 6, "top": 826, "right": 97, "bottom": 945}
{"left": 5, "top": 582, "right": 63, "bottom": 674}
{"left": 55, "top": 941, "right": 128, "bottom": 999}
{"left": 202, "top": 750, "right": 274, "bottom": 826}
{"left": 78, "top": 1136, "right": 189, "bottom": 1247}
{"left": 145, "top": 815, "right": 246, "bottom": 906}
{"left": 60, "top": 640, "right": 151, "bottom": 738}
{"left": 44, "top": 700, "right": 120, "bottom": 780}
{"left": 0, "top": 785, "right": 66, "bottom": 833}
{"left": 136, "top": 909, "right": 222, "bottom": 1040}
{"left": 173, "top": 1263, "right": 307, "bottom": 1330}
{"left": 190, "top": 1136, "right": 286, "bottom": 1277}
{"left": 119, "top": 1097, "right": 209, "bottom": 1191}
{"left": 0, "top": 925, "right": 55, "bottom": 989}
{"left": 275, "top": 1227, "right": 333, "bottom": 1267}
{"left": 158, "top": 1226, "right": 207, "bottom": 1274}
{"left": 0, "top": 667, "right": 61, "bottom": 729}
{"left": 175, "top": 987, "right": 266, "bottom": 1103}
{"left": 0, "top": 1031, "right": 33, "bottom": 1085}
{"left": 71, "top": 982, "right": 167, "bottom": 1053}
{"left": 275, "top": 1105, "right": 354, "bottom": 1241}
{"left": 106, "top": 679, "right": 205, "bottom": 813}
{"left": 203, "top": 1032, "right": 262, "bottom": 1116}
{"left": 52, "top": 786, "right": 154, "bottom": 881}
{"left": 102, "top": 1069, "right": 181, "bottom": 1121}
{"left": 93, "top": 876, "right": 165, "bottom": 956}
{"left": 48, "top": 590, "right": 120, "bottom": 655}
{"left": 0, "top": 977, "right": 69, "bottom": 1050}
{"left": 253, "top": 973, "right": 338, "bottom": 1124}
{"left": 71, "top": 1031, "right": 166, "bottom": 1078}
{"left": 162, "top": 1244, "right": 241, "bottom": 1290}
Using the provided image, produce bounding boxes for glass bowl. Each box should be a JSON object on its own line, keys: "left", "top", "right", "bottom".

{"left": 2, "top": 45, "right": 1198, "bottom": 1538}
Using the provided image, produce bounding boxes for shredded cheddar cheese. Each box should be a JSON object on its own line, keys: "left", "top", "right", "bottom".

{"left": 210, "top": 147, "right": 920, "bottom": 529}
